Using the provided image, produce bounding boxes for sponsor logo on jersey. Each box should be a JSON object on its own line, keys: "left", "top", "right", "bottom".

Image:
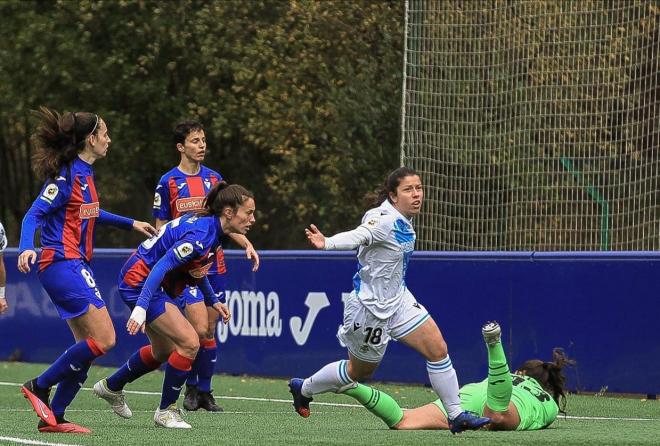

{"left": 41, "top": 184, "right": 59, "bottom": 203}
{"left": 189, "top": 262, "right": 213, "bottom": 278}
{"left": 153, "top": 192, "right": 162, "bottom": 208}
{"left": 177, "top": 183, "right": 187, "bottom": 190}
{"left": 175, "top": 197, "right": 204, "bottom": 213}
{"left": 79, "top": 202, "right": 100, "bottom": 219}
{"left": 80, "top": 183, "right": 89, "bottom": 191}
{"left": 175, "top": 242, "right": 194, "bottom": 260}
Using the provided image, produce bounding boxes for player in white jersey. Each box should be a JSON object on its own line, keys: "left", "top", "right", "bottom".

{"left": 0, "top": 221, "right": 7, "bottom": 314}
{"left": 288, "top": 167, "right": 490, "bottom": 434}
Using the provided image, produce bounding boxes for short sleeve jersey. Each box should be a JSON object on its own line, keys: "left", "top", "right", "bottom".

{"left": 152, "top": 166, "right": 222, "bottom": 221}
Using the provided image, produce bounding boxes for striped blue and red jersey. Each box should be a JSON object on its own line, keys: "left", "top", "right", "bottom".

{"left": 152, "top": 165, "right": 226, "bottom": 276}
{"left": 19, "top": 157, "right": 133, "bottom": 271}
{"left": 120, "top": 214, "right": 223, "bottom": 302}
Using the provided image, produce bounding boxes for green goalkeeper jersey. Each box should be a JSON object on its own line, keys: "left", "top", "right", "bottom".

{"left": 434, "top": 374, "right": 559, "bottom": 430}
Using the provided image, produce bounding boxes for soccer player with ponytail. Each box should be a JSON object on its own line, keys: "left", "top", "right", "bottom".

{"left": 291, "top": 167, "right": 490, "bottom": 434}
{"left": 347, "top": 322, "right": 573, "bottom": 432}
{"left": 94, "top": 182, "right": 256, "bottom": 429}
{"left": 153, "top": 121, "right": 259, "bottom": 412}
{"left": 17, "top": 107, "right": 156, "bottom": 434}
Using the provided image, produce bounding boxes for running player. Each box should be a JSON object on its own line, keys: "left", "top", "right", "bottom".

{"left": 344, "top": 322, "right": 572, "bottom": 431}
{"left": 289, "top": 167, "right": 489, "bottom": 434}
{"left": 93, "top": 182, "right": 256, "bottom": 429}
{"left": 0, "top": 220, "right": 7, "bottom": 314}
{"left": 17, "top": 107, "right": 156, "bottom": 434}
{"left": 153, "top": 121, "right": 258, "bottom": 412}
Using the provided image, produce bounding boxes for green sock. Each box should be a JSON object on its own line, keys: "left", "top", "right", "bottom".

{"left": 486, "top": 341, "right": 512, "bottom": 412}
{"left": 343, "top": 383, "right": 404, "bottom": 428}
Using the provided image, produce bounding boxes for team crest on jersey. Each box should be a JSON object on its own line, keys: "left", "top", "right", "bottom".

{"left": 176, "top": 197, "right": 204, "bottom": 213}
{"left": 153, "top": 192, "right": 162, "bottom": 208}
{"left": 366, "top": 218, "right": 379, "bottom": 227}
{"left": 40, "top": 184, "right": 59, "bottom": 203}
{"left": 175, "top": 242, "right": 194, "bottom": 260}
{"left": 79, "top": 202, "right": 100, "bottom": 219}
{"left": 204, "top": 179, "right": 212, "bottom": 189}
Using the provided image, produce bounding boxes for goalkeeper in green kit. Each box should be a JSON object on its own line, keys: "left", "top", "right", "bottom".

{"left": 342, "top": 322, "right": 573, "bottom": 431}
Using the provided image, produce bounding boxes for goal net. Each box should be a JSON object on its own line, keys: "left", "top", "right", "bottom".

{"left": 401, "top": 0, "right": 660, "bottom": 250}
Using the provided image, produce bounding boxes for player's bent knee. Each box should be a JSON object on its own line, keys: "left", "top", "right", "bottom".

{"left": 178, "top": 338, "right": 200, "bottom": 359}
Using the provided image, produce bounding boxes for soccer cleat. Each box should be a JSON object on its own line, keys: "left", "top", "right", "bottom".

{"left": 21, "top": 378, "right": 56, "bottom": 427}
{"left": 448, "top": 411, "right": 491, "bottom": 434}
{"left": 93, "top": 379, "right": 133, "bottom": 418}
{"left": 197, "top": 390, "right": 223, "bottom": 412}
{"left": 183, "top": 384, "right": 199, "bottom": 411}
{"left": 288, "top": 378, "right": 313, "bottom": 418}
{"left": 38, "top": 416, "right": 91, "bottom": 434}
{"left": 154, "top": 405, "right": 192, "bottom": 429}
{"left": 482, "top": 321, "right": 501, "bottom": 346}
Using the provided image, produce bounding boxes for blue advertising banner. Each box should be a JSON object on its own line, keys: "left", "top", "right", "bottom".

{"left": 1, "top": 248, "right": 658, "bottom": 395}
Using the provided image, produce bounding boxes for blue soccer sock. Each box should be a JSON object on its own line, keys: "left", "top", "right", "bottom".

{"left": 36, "top": 338, "right": 104, "bottom": 389}
{"left": 160, "top": 351, "right": 194, "bottom": 409}
{"left": 50, "top": 363, "right": 91, "bottom": 417}
{"left": 106, "top": 345, "right": 162, "bottom": 392}
{"left": 195, "top": 339, "right": 217, "bottom": 393}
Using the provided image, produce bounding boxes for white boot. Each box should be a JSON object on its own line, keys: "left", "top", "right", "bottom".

{"left": 154, "top": 405, "right": 191, "bottom": 429}
{"left": 93, "top": 379, "right": 133, "bottom": 419}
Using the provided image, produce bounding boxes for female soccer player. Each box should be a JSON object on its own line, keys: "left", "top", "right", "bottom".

{"left": 93, "top": 182, "right": 255, "bottom": 429}
{"left": 153, "top": 121, "right": 258, "bottom": 412}
{"left": 289, "top": 166, "right": 489, "bottom": 434}
{"left": 344, "top": 322, "right": 572, "bottom": 432}
{"left": 17, "top": 107, "right": 156, "bottom": 434}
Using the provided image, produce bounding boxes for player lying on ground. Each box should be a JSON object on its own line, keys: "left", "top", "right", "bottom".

{"left": 345, "top": 322, "right": 573, "bottom": 431}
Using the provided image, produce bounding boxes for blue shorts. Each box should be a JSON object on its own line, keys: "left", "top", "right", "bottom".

{"left": 178, "top": 273, "right": 226, "bottom": 308}
{"left": 118, "top": 286, "right": 179, "bottom": 324}
{"left": 38, "top": 259, "right": 105, "bottom": 320}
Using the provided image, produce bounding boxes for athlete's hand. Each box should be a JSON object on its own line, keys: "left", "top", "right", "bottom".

{"left": 305, "top": 224, "right": 326, "bottom": 249}
{"left": 0, "top": 298, "right": 8, "bottom": 314}
{"left": 212, "top": 302, "right": 231, "bottom": 323}
{"left": 18, "top": 250, "right": 38, "bottom": 273}
{"left": 245, "top": 244, "right": 260, "bottom": 272}
{"left": 133, "top": 221, "right": 157, "bottom": 238}
{"left": 127, "top": 307, "right": 147, "bottom": 335}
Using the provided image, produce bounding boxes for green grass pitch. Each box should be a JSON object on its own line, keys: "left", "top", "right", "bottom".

{"left": 0, "top": 362, "right": 658, "bottom": 445}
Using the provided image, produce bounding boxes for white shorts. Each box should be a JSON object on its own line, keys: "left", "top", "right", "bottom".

{"left": 336, "top": 289, "right": 430, "bottom": 363}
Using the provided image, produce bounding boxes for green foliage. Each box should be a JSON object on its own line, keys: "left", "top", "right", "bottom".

{"left": 0, "top": 0, "right": 403, "bottom": 249}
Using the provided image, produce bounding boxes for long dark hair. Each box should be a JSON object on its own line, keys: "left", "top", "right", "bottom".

{"left": 518, "top": 348, "right": 575, "bottom": 413}
{"left": 30, "top": 107, "right": 100, "bottom": 180}
{"left": 198, "top": 181, "right": 254, "bottom": 217}
{"left": 363, "top": 166, "right": 419, "bottom": 208}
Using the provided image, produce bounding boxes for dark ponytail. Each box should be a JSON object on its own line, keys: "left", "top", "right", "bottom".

{"left": 198, "top": 181, "right": 254, "bottom": 217}
{"left": 363, "top": 166, "right": 419, "bottom": 208}
{"left": 518, "top": 348, "right": 575, "bottom": 413}
{"left": 30, "top": 106, "right": 100, "bottom": 180}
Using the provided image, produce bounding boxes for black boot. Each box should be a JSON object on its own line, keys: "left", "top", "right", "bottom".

{"left": 183, "top": 384, "right": 199, "bottom": 411}
{"left": 197, "top": 390, "right": 223, "bottom": 412}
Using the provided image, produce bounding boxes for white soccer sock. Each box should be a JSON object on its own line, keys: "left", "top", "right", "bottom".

{"left": 301, "top": 360, "right": 353, "bottom": 397}
{"left": 427, "top": 356, "right": 462, "bottom": 419}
